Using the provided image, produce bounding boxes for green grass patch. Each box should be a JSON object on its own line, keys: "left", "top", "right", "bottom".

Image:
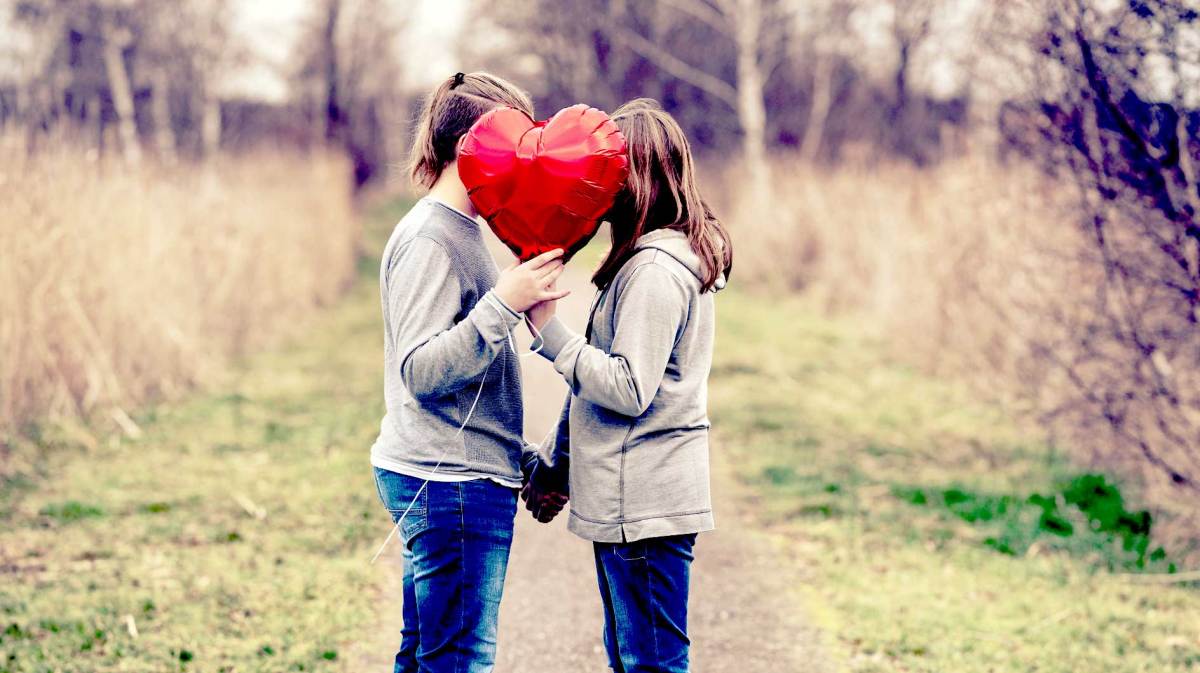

{"left": 37, "top": 500, "right": 105, "bottom": 523}
{"left": 712, "top": 290, "right": 1200, "bottom": 673}
{"left": 0, "top": 199, "right": 415, "bottom": 673}
{"left": 894, "top": 474, "right": 1171, "bottom": 571}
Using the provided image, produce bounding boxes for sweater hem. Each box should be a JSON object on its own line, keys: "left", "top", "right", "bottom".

{"left": 567, "top": 509, "right": 715, "bottom": 543}
{"left": 370, "top": 453, "right": 522, "bottom": 490}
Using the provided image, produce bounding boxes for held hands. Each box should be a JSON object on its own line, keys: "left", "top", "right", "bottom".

{"left": 520, "top": 459, "right": 569, "bottom": 523}
{"left": 521, "top": 480, "right": 569, "bottom": 523}
{"left": 493, "top": 249, "right": 570, "bottom": 313}
{"left": 526, "top": 286, "right": 558, "bottom": 331}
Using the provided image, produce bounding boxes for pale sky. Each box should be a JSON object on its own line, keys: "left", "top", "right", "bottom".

{"left": 2, "top": 1, "right": 1192, "bottom": 106}
{"left": 0, "top": 0, "right": 469, "bottom": 98}
{"left": 0, "top": 0, "right": 1006, "bottom": 103}
{"left": 227, "top": 0, "right": 469, "bottom": 101}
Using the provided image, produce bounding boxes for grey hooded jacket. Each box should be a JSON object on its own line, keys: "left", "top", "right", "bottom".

{"left": 532, "top": 228, "right": 724, "bottom": 542}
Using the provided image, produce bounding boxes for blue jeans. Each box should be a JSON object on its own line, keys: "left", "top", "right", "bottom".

{"left": 374, "top": 468, "right": 517, "bottom": 673}
{"left": 593, "top": 534, "right": 697, "bottom": 673}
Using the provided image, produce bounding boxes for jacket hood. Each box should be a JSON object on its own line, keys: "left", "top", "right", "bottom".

{"left": 632, "top": 228, "right": 727, "bottom": 292}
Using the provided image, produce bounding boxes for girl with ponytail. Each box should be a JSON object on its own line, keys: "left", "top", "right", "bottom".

{"left": 370, "top": 72, "right": 567, "bottom": 673}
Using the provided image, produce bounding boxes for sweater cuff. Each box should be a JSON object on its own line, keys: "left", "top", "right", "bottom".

{"left": 488, "top": 291, "right": 522, "bottom": 320}
{"left": 484, "top": 290, "right": 522, "bottom": 321}
{"left": 520, "top": 447, "right": 540, "bottom": 481}
{"left": 472, "top": 290, "right": 523, "bottom": 343}
{"left": 532, "top": 316, "right": 578, "bottom": 362}
{"left": 480, "top": 290, "right": 523, "bottom": 326}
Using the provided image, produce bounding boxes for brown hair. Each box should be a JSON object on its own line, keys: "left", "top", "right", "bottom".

{"left": 593, "top": 99, "right": 733, "bottom": 292}
{"left": 407, "top": 72, "right": 534, "bottom": 189}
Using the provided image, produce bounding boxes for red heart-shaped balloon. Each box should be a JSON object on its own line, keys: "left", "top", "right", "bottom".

{"left": 459, "top": 104, "right": 628, "bottom": 261}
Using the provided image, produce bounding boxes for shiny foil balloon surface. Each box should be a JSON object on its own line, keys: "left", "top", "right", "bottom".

{"left": 459, "top": 104, "right": 629, "bottom": 262}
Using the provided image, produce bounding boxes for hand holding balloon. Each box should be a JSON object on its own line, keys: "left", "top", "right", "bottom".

{"left": 493, "top": 249, "right": 570, "bottom": 313}
{"left": 526, "top": 294, "right": 558, "bottom": 331}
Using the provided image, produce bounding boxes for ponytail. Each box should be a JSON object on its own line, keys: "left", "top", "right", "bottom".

{"left": 407, "top": 72, "right": 534, "bottom": 190}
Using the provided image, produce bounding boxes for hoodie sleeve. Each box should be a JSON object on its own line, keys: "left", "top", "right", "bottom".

{"left": 527, "top": 393, "right": 571, "bottom": 494}
{"left": 533, "top": 263, "right": 688, "bottom": 417}
{"left": 536, "top": 393, "right": 571, "bottom": 467}
{"left": 387, "top": 235, "right": 522, "bottom": 401}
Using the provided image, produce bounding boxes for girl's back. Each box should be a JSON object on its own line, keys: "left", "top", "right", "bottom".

{"left": 524, "top": 97, "right": 734, "bottom": 673}
{"left": 536, "top": 227, "right": 723, "bottom": 542}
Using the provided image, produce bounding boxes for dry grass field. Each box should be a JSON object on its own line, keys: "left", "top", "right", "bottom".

{"left": 719, "top": 158, "right": 1200, "bottom": 559}
{"left": 711, "top": 289, "right": 1200, "bottom": 672}
{"left": 0, "top": 145, "right": 360, "bottom": 445}
{"left": 1, "top": 186, "right": 1197, "bottom": 672}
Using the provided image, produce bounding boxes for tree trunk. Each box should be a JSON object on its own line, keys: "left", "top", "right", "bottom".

{"left": 321, "top": 0, "right": 344, "bottom": 144}
{"left": 894, "top": 41, "right": 910, "bottom": 115}
{"left": 734, "top": 0, "right": 769, "bottom": 188}
{"left": 151, "top": 69, "right": 176, "bottom": 164}
{"left": 799, "top": 56, "right": 834, "bottom": 163}
{"left": 92, "top": 95, "right": 104, "bottom": 153}
{"left": 101, "top": 23, "right": 141, "bottom": 166}
{"left": 200, "top": 93, "right": 221, "bottom": 157}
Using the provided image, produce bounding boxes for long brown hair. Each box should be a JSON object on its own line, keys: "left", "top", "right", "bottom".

{"left": 407, "top": 72, "right": 533, "bottom": 189}
{"left": 593, "top": 99, "right": 733, "bottom": 291}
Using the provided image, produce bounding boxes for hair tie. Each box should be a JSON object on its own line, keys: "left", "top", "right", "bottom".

{"left": 451, "top": 72, "right": 466, "bottom": 88}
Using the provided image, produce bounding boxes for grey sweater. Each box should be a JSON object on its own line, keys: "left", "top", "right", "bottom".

{"left": 370, "top": 198, "right": 530, "bottom": 488}
{"left": 533, "top": 228, "right": 724, "bottom": 542}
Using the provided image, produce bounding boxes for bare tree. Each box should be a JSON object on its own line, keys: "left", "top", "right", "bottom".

{"left": 9, "top": 0, "right": 237, "bottom": 159}
{"left": 98, "top": 13, "right": 140, "bottom": 164}
{"left": 151, "top": 0, "right": 237, "bottom": 158}
{"left": 318, "top": 0, "right": 344, "bottom": 143}
{"left": 1003, "top": 0, "right": 1200, "bottom": 523}
{"left": 474, "top": 0, "right": 798, "bottom": 185}
{"left": 796, "top": 0, "right": 854, "bottom": 163}
{"left": 291, "top": 0, "right": 410, "bottom": 187}
{"left": 610, "top": 0, "right": 796, "bottom": 184}
{"left": 888, "top": 0, "right": 934, "bottom": 120}
{"left": 468, "top": 0, "right": 975, "bottom": 167}
{"left": 463, "top": 0, "right": 637, "bottom": 113}
{"left": 879, "top": 0, "right": 957, "bottom": 162}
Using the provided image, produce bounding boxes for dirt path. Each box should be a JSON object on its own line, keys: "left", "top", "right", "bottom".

{"left": 362, "top": 239, "right": 830, "bottom": 672}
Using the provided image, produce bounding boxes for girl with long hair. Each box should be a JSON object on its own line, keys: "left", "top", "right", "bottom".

{"left": 371, "top": 72, "right": 567, "bottom": 673}
{"left": 524, "top": 98, "right": 733, "bottom": 672}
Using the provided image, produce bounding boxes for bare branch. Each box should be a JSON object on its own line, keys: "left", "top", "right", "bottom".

{"left": 657, "top": 0, "right": 729, "bottom": 33}
{"left": 610, "top": 27, "right": 738, "bottom": 107}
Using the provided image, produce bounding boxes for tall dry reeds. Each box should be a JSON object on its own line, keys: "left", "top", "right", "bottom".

{"left": 0, "top": 143, "right": 360, "bottom": 436}
{"left": 724, "top": 158, "right": 1078, "bottom": 386}
{"left": 720, "top": 157, "right": 1200, "bottom": 554}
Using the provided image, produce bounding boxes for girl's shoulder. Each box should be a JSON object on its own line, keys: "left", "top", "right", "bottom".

{"left": 610, "top": 248, "right": 697, "bottom": 305}
{"left": 396, "top": 199, "right": 485, "bottom": 258}
{"left": 614, "top": 243, "right": 701, "bottom": 293}
{"left": 382, "top": 202, "right": 458, "bottom": 275}
{"left": 403, "top": 198, "right": 454, "bottom": 238}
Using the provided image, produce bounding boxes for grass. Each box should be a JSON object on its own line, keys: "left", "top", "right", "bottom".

{"left": 711, "top": 289, "right": 1200, "bottom": 672}
{"left": 5, "top": 188, "right": 1198, "bottom": 672}
{"left": 0, "top": 193, "right": 604, "bottom": 673}
{"left": 720, "top": 158, "right": 1200, "bottom": 547}
{"left": 0, "top": 198, "right": 398, "bottom": 673}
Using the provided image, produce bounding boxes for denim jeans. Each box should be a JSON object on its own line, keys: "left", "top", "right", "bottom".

{"left": 374, "top": 468, "right": 518, "bottom": 673}
{"left": 593, "top": 534, "right": 698, "bottom": 673}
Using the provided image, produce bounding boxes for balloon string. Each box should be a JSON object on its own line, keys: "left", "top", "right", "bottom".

{"left": 370, "top": 356, "right": 492, "bottom": 564}
{"left": 514, "top": 315, "right": 545, "bottom": 358}
{"left": 370, "top": 301, "right": 544, "bottom": 564}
